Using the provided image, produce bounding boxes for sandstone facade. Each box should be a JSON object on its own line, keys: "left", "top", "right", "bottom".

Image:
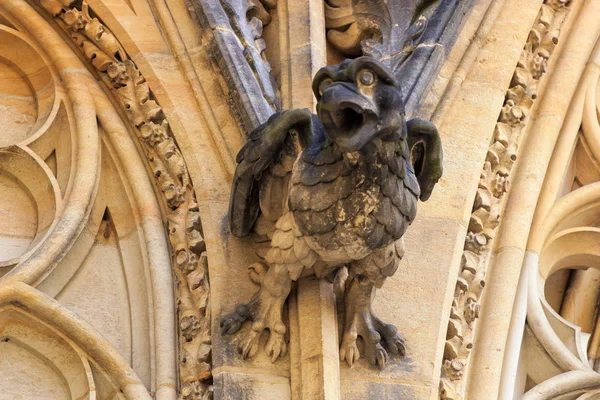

{"left": 1, "top": 1, "right": 600, "bottom": 399}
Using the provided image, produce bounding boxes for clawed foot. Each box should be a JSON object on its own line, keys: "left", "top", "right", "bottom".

{"left": 237, "top": 319, "right": 287, "bottom": 361}
{"left": 220, "top": 295, "right": 288, "bottom": 362}
{"left": 340, "top": 310, "right": 406, "bottom": 369}
{"left": 221, "top": 304, "right": 251, "bottom": 335}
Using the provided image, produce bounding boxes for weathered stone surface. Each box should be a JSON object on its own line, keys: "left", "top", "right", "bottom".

{"left": 2, "top": 0, "right": 597, "bottom": 399}
{"left": 324, "top": 0, "right": 477, "bottom": 116}
{"left": 222, "top": 55, "right": 443, "bottom": 383}
{"left": 188, "top": 0, "right": 279, "bottom": 131}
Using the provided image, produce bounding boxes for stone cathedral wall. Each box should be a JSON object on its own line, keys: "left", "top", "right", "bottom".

{"left": 1, "top": 1, "right": 600, "bottom": 399}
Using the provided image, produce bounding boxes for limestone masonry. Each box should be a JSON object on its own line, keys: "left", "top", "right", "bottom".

{"left": 1, "top": 0, "right": 600, "bottom": 399}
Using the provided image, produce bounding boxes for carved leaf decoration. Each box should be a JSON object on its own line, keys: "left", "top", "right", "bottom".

{"left": 247, "top": 0, "right": 271, "bottom": 25}
{"left": 324, "top": 0, "right": 440, "bottom": 60}
{"left": 324, "top": 0, "right": 354, "bottom": 28}
{"left": 512, "top": 67, "right": 530, "bottom": 90}
{"left": 220, "top": 0, "right": 279, "bottom": 108}
{"left": 40, "top": 1, "right": 124, "bottom": 71}
{"left": 494, "top": 123, "right": 511, "bottom": 147}
{"left": 156, "top": 137, "right": 186, "bottom": 183}
{"left": 112, "top": 61, "right": 163, "bottom": 126}
{"left": 40, "top": 0, "right": 74, "bottom": 16}
{"left": 71, "top": 32, "right": 114, "bottom": 71}
{"left": 528, "top": 25, "right": 543, "bottom": 49}
{"left": 324, "top": 0, "right": 392, "bottom": 57}
{"left": 546, "top": 0, "right": 572, "bottom": 11}
{"left": 84, "top": 18, "right": 122, "bottom": 61}
{"left": 35, "top": 1, "right": 213, "bottom": 396}
{"left": 78, "top": 2, "right": 124, "bottom": 60}
{"left": 440, "top": 1, "right": 572, "bottom": 398}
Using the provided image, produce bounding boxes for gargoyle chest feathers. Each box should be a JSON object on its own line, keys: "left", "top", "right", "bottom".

{"left": 287, "top": 139, "right": 420, "bottom": 251}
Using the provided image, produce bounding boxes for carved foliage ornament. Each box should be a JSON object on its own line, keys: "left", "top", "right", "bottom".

{"left": 439, "top": 1, "right": 572, "bottom": 399}
{"left": 222, "top": 56, "right": 443, "bottom": 369}
{"left": 220, "top": 0, "right": 279, "bottom": 109}
{"left": 189, "top": 0, "right": 280, "bottom": 130}
{"left": 324, "top": 0, "right": 393, "bottom": 58}
{"left": 324, "top": 0, "right": 475, "bottom": 115}
{"left": 37, "top": 1, "right": 212, "bottom": 398}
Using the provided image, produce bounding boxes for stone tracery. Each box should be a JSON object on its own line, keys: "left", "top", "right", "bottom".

{"left": 1, "top": 0, "right": 598, "bottom": 399}
{"left": 439, "top": 1, "right": 573, "bottom": 398}
{"left": 0, "top": 0, "right": 210, "bottom": 398}
{"left": 513, "top": 36, "right": 600, "bottom": 399}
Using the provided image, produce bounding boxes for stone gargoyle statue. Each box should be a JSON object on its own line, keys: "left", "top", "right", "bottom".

{"left": 222, "top": 56, "right": 443, "bottom": 369}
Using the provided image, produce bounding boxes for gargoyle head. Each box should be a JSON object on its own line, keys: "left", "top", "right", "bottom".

{"left": 313, "top": 57, "right": 405, "bottom": 152}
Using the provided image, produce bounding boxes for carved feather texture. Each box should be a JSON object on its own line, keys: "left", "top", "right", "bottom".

{"left": 289, "top": 137, "right": 419, "bottom": 255}
{"left": 229, "top": 57, "right": 442, "bottom": 285}
{"left": 264, "top": 211, "right": 319, "bottom": 279}
{"left": 229, "top": 109, "right": 315, "bottom": 237}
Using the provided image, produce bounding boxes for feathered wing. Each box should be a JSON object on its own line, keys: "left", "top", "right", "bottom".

{"left": 406, "top": 117, "right": 443, "bottom": 201}
{"left": 229, "top": 108, "right": 316, "bottom": 237}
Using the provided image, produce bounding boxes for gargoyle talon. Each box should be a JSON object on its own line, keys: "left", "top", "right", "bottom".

{"left": 239, "top": 329, "right": 262, "bottom": 359}
{"left": 385, "top": 333, "right": 406, "bottom": 356}
{"left": 220, "top": 304, "right": 252, "bottom": 335}
{"left": 375, "top": 345, "right": 388, "bottom": 370}
{"left": 266, "top": 332, "right": 287, "bottom": 362}
{"left": 340, "top": 329, "right": 360, "bottom": 367}
{"left": 223, "top": 264, "right": 291, "bottom": 362}
{"left": 392, "top": 335, "right": 407, "bottom": 357}
{"left": 342, "top": 345, "right": 360, "bottom": 367}
{"left": 365, "top": 342, "right": 388, "bottom": 369}
{"left": 377, "top": 321, "right": 406, "bottom": 357}
{"left": 341, "top": 267, "right": 407, "bottom": 369}
{"left": 220, "top": 313, "right": 244, "bottom": 335}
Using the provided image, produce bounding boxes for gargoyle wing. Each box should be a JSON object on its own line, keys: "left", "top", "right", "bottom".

{"left": 229, "top": 108, "right": 316, "bottom": 237}
{"left": 406, "top": 118, "right": 443, "bottom": 201}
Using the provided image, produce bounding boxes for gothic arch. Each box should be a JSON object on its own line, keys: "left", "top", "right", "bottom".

{"left": 0, "top": 0, "right": 211, "bottom": 398}
{"left": 0, "top": 283, "right": 151, "bottom": 399}
{"left": 462, "top": 1, "right": 600, "bottom": 397}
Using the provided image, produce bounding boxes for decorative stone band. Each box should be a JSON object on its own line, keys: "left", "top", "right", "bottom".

{"left": 37, "top": 1, "right": 212, "bottom": 398}
{"left": 189, "top": 0, "right": 279, "bottom": 131}
{"left": 439, "top": 1, "right": 573, "bottom": 399}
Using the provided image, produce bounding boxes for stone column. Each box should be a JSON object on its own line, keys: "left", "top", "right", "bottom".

{"left": 277, "top": 1, "right": 341, "bottom": 399}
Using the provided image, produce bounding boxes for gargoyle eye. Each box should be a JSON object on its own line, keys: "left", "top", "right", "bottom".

{"left": 358, "top": 70, "right": 375, "bottom": 86}
{"left": 318, "top": 78, "right": 333, "bottom": 96}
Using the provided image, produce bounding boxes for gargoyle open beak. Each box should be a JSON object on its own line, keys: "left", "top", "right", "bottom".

{"left": 318, "top": 82, "right": 379, "bottom": 152}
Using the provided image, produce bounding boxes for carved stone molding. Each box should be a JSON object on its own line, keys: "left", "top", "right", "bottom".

{"left": 324, "top": 0, "right": 477, "bottom": 116}
{"left": 37, "top": 1, "right": 212, "bottom": 397}
{"left": 513, "top": 3, "right": 600, "bottom": 395}
{"left": 188, "top": 0, "right": 280, "bottom": 131}
{"left": 438, "top": 1, "right": 572, "bottom": 399}
{"left": 324, "top": 0, "right": 392, "bottom": 58}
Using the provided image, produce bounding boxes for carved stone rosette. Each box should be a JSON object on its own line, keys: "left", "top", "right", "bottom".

{"left": 37, "top": 1, "right": 212, "bottom": 398}
{"left": 439, "top": 1, "right": 572, "bottom": 399}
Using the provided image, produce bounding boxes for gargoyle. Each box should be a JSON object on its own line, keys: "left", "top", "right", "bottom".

{"left": 222, "top": 56, "right": 443, "bottom": 369}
